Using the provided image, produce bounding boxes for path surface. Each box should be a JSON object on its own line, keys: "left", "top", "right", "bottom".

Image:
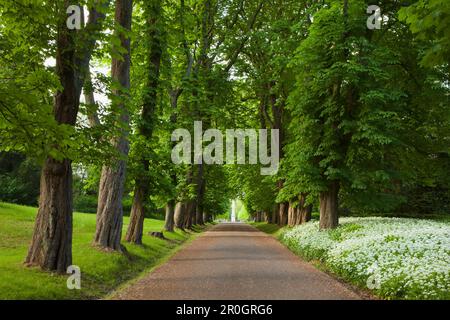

{"left": 114, "top": 223, "right": 362, "bottom": 300}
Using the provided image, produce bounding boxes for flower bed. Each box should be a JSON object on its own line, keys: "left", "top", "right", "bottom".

{"left": 280, "top": 217, "right": 450, "bottom": 299}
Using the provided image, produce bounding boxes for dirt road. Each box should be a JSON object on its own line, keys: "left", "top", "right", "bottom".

{"left": 113, "top": 223, "right": 362, "bottom": 300}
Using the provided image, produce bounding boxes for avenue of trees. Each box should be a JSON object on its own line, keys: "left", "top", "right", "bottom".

{"left": 0, "top": 0, "right": 449, "bottom": 273}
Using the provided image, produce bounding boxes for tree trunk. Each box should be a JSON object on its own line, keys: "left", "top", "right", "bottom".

{"left": 195, "top": 205, "right": 204, "bottom": 225}
{"left": 125, "top": 183, "right": 146, "bottom": 244}
{"left": 25, "top": 159, "right": 73, "bottom": 273}
{"left": 319, "top": 181, "right": 340, "bottom": 229}
{"left": 278, "top": 202, "right": 288, "bottom": 226}
{"left": 84, "top": 70, "right": 101, "bottom": 127}
{"left": 174, "top": 202, "right": 185, "bottom": 229}
{"left": 271, "top": 204, "right": 278, "bottom": 224}
{"left": 195, "top": 164, "right": 205, "bottom": 225}
{"left": 25, "top": 3, "right": 80, "bottom": 273}
{"left": 297, "top": 193, "right": 312, "bottom": 225}
{"left": 164, "top": 199, "right": 175, "bottom": 232}
{"left": 288, "top": 202, "right": 297, "bottom": 227}
{"left": 93, "top": 0, "right": 133, "bottom": 251}
{"left": 183, "top": 201, "right": 194, "bottom": 229}
{"left": 94, "top": 160, "right": 128, "bottom": 250}
{"left": 300, "top": 205, "right": 312, "bottom": 224}
{"left": 191, "top": 201, "right": 198, "bottom": 226}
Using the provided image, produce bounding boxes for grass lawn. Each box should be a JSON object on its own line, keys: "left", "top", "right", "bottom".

{"left": 0, "top": 202, "right": 204, "bottom": 299}
{"left": 253, "top": 217, "right": 450, "bottom": 300}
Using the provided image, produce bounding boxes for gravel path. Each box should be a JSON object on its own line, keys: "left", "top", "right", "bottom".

{"left": 113, "top": 223, "right": 362, "bottom": 300}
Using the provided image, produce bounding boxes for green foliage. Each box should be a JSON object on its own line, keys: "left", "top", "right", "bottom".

{"left": 203, "top": 166, "right": 233, "bottom": 218}
{"left": 230, "top": 164, "right": 277, "bottom": 214}
{"left": 281, "top": 0, "right": 450, "bottom": 214}
{"left": 0, "top": 153, "right": 40, "bottom": 205}
{"left": 237, "top": 199, "right": 250, "bottom": 221}
{"left": 399, "top": 0, "right": 450, "bottom": 68}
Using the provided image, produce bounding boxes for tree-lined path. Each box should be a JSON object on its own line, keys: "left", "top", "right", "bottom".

{"left": 113, "top": 223, "right": 362, "bottom": 300}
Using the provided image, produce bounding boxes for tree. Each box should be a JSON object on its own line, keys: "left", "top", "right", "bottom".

{"left": 25, "top": 0, "right": 107, "bottom": 272}
{"left": 125, "top": 0, "right": 163, "bottom": 244}
{"left": 94, "top": 0, "right": 133, "bottom": 251}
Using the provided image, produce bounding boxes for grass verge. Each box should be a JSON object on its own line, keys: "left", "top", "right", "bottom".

{"left": 0, "top": 202, "right": 207, "bottom": 299}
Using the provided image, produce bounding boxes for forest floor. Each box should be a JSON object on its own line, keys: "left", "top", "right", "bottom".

{"left": 0, "top": 202, "right": 206, "bottom": 299}
{"left": 113, "top": 223, "right": 362, "bottom": 299}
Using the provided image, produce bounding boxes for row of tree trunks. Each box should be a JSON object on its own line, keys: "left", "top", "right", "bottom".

{"left": 173, "top": 201, "right": 202, "bottom": 230}
{"left": 269, "top": 187, "right": 335, "bottom": 229}
{"left": 254, "top": 211, "right": 268, "bottom": 222}
{"left": 286, "top": 194, "right": 312, "bottom": 226}
{"left": 93, "top": 0, "right": 133, "bottom": 251}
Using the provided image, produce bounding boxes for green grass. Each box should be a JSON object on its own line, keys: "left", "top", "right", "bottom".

{"left": 251, "top": 222, "right": 283, "bottom": 235}
{"left": 0, "top": 202, "right": 205, "bottom": 300}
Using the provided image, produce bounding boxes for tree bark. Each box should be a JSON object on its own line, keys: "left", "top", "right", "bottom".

{"left": 271, "top": 203, "right": 278, "bottom": 224}
{"left": 93, "top": 0, "right": 133, "bottom": 251}
{"left": 299, "top": 205, "right": 312, "bottom": 224}
{"left": 25, "top": 158, "right": 74, "bottom": 273}
{"left": 278, "top": 202, "right": 288, "bottom": 226}
{"left": 84, "top": 70, "right": 101, "bottom": 127}
{"left": 125, "top": 183, "right": 146, "bottom": 244}
{"left": 319, "top": 181, "right": 340, "bottom": 229}
{"left": 164, "top": 199, "right": 175, "bottom": 232}
{"left": 288, "top": 202, "right": 296, "bottom": 227}
{"left": 174, "top": 202, "right": 185, "bottom": 229}
{"left": 297, "top": 193, "right": 312, "bottom": 225}
{"left": 94, "top": 159, "right": 128, "bottom": 250}
{"left": 183, "top": 201, "right": 194, "bottom": 229}
{"left": 195, "top": 163, "right": 205, "bottom": 225}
